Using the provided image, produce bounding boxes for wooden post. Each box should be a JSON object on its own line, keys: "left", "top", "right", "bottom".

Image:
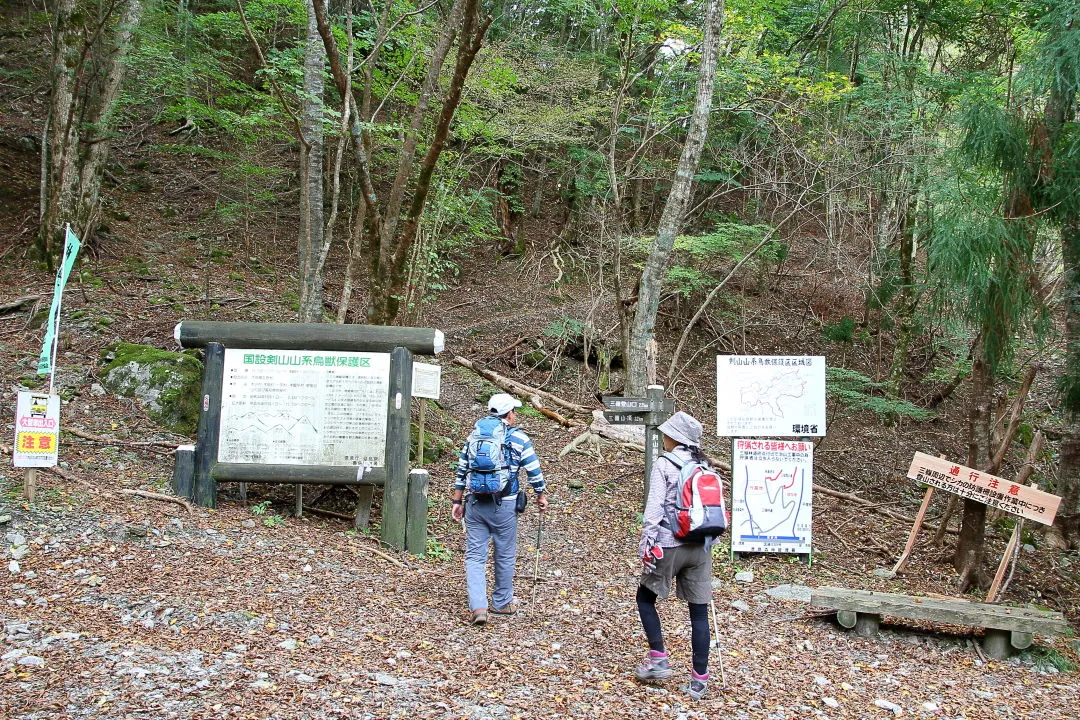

{"left": 891, "top": 487, "right": 935, "bottom": 574}
{"left": 23, "top": 468, "right": 37, "bottom": 503}
{"left": 294, "top": 485, "right": 303, "bottom": 518}
{"left": 405, "top": 469, "right": 430, "bottom": 555}
{"left": 643, "top": 384, "right": 665, "bottom": 506}
{"left": 193, "top": 342, "right": 225, "bottom": 508}
{"left": 354, "top": 485, "right": 374, "bottom": 530}
{"left": 171, "top": 444, "right": 195, "bottom": 499}
{"left": 417, "top": 399, "right": 426, "bottom": 464}
{"left": 987, "top": 515, "right": 1025, "bottom": 603}
{"left": 381, "top": 346, "right": 413, "bottom": 549}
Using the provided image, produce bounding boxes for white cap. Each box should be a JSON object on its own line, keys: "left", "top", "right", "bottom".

{"left": 488, "top": 393, "right": 522, "bottom": 416}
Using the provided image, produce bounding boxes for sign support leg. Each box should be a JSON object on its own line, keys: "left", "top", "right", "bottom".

{"left": 381, "top": 346, "right": 414, "bottom": 550}
{"left": 23, "top": 468, "right": 36, "bottom": 503}
{"left": 193, "top": 342, "right": 225, "bottom": 509}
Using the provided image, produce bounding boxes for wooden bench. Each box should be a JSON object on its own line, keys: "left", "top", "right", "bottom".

{"left": 810, "top": 586, "right": 1070, "bottom": 659}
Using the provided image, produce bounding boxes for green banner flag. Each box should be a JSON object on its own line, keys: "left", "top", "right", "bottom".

{"left": 37, "top": 226, "right": 82, "bottom": 376}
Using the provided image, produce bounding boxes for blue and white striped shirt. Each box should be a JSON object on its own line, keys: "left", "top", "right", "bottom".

{"left": 454, "top": 420, "right": 545, "bottom": 499}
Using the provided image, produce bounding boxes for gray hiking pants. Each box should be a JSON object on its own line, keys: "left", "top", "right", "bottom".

{"left": 464, "top": 495, "right": 518, "bottom": 611}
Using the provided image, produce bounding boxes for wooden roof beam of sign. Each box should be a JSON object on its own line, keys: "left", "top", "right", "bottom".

{"left": 174, "top": 321, "right": 444, "bottom": 355}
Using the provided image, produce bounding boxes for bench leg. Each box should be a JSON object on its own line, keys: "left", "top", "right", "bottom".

{"left": 1010, "top": 631, "right": 1034, "bottom": 651}
{"left": 982, "top": 629, "right": 1011, "bottom": 660}
{"left": 837, "top": 610, "right": 857, "bottom": 629}
{"left": 854, "top": 613, "right": 880, "bottom": 637}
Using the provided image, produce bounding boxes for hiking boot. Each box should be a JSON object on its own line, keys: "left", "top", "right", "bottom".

{"left": 470, "top": 609, "right": 487, "bottom": 626}
{"left": 634, "top": 651, "right": 672, "bottom": 681}
{"left": 490, "top": 604, "right": 517, "bottom": 616}
{"left": 684, "top": 671, "right": 709, "bottom": 700}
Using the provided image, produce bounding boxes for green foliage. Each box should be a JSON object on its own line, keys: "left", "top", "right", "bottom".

{"left": 424, "top": 538, "right": 452, "bottom": 561}
{"left": 250, "top": 500, "right": 272, "bottom": 516}
{"left": 543, "top": 316, "right": 586, "bottom": 340}
{"left": 1021, "top": 646, "right": 1076, "bottom": 673}
{"left": 826, "top": 367, "right": 934, "bottom": 422}
{"left": 822, "top": 317, "right": 856, "bottom": 344}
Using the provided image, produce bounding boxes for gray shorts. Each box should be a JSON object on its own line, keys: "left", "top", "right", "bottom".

{"left": 640, "top": 543, "right": 713, "bottom": 604}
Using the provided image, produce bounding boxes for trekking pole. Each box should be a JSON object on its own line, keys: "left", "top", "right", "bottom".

{"left": 531, "top": 510, "right": 543, "bottom": 601}
{"left": 709, "top": 597, "right": 727, "bottom": 688}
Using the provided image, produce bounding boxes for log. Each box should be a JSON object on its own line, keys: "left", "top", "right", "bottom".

{"left": 0, "top": 295, "right": 41, "bottom": 314}
{"left": 452, "top": 355, "right": 591, "bottom": 415}
{"left": 175, "top": 320, "right": 444, "bottom": 355}
{"left": 529, "top": 394, "right": 584, "bottom": 427}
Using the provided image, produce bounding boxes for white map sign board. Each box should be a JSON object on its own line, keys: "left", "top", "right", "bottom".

{"left": 731, "top": 438, "right": 813, "bottom": 554}
{"left": 412, "top": 362, "right": 441, "bottom": 399}
{"left": 716, "top": 355, "right": 826, "bottom": 437}
{"left": 13, "top": 391, "right": 61, "bottom": 468}
{"left": 218, "top": 349, "right": 390, "bottom": 467}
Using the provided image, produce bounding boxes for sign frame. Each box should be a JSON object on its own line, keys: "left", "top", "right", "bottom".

{"left": 716, "top": 355, "right": 827, "bottom": 437}
{"left": 13, "top": 390, "right": 61, "bottom": 468}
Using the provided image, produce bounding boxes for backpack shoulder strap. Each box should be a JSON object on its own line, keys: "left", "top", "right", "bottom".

{"left": 661, "top": 451, "right": 684, "bottom": 469}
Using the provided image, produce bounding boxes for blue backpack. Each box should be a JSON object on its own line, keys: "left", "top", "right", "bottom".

{"left": 465, "top": 416, "right": 511, "bottom": 495}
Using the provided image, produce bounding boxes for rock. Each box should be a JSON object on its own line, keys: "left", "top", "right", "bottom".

{"left": 823, "top": 697, "right": 840, "bottom": 708}
{"left": 293, "top": 673, "right": 317, "bottom": 684}
{"left": 127, "top": 525, "right": 148, "bottom": 538}
{"left": 90, "top": 383, "right": 106, "bottom": 396}
{"left": 730, "top": 600, "right": 751, "bottom": 612}
{"left": 922, "top": 701, "right": 939, "bottom": 711}
{"left": 0, "top": 515, "right": 11, "bottom": 525}
{"left": 241, "top": 520, "right": 256, "bottom": 528}
{"left": 17, "top": 655, "right": 45, "bottom": 667}
{"left": 871, "top": 569, "right": 895, "bottom": 579}
{"left": 306, "top": 635, "right": 322, "bottom": 647}
{"left": 277, "top": 639, "right": 298, "bottom": 651}
{"left": 99, "top": 342, "right": 203, "bottom": 435}
{"left": 250, "top": 680, "right": 273, "bottom": 690}
{"left": 567, "top": 477, "right": 585, "bottom": 490}
{"left": 814, "top": 676, "right": 831, "bottom": 686}
{"left": 375, "top": 672, "right": 399, "bottom": 686}
{"left": 204, "top": 528, "right": 218, "bottom": 535}
{"left": 2, "top": 649, "right": 28, "bottom": 661}
{"left": 8, "top": 560, "right": 19, "bottom": 574}
{"left": 874, "top": 698, "right": 903, "bottom": 715}
{"left": 734, "top": 571, "right": 754, "bottom": 583}
{"left": 1022, "top": 543, "right": 1036, "bottom": 553}
{"left": 9, "top": 546, "right": 29, "bottom": 561}
{"left": 971, "top": 690, "right": 995, "bottom": 700}
{"left": 5, "top": 532, "right": 26, "bottom": 547}
{"left": 764, "top": 584, "right": 812, "bottom": 602}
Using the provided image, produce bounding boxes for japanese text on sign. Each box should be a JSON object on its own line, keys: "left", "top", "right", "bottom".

{"left": 13, "top": 391, "right": 61, "bottom": 468}
{"left": 716, "top": 355, "right": 827, "bottom": 437}
{"left": 905, "top": 452, "right": 1061, "bottom": 526}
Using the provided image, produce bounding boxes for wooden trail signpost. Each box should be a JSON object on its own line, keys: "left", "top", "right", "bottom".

{"left": 602, "top": 385, "right": 673, "bottom": 502}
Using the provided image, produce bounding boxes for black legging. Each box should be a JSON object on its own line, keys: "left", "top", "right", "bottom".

{"left": 636, "top": 585, "right": 710, "bottom": 675}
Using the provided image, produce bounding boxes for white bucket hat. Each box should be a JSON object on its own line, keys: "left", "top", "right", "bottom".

{"left": 488, "top": 393, "right": 522, "bottom": 416}
{"left": 657, "top": 411, "right": 702, "bottom": 448}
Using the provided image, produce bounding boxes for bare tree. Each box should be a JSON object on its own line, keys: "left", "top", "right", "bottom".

{"left": 625, "top": 0, "right": 723, "bottom": 396}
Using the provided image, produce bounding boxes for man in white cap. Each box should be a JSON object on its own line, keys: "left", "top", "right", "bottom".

{"left": 452, "top": 393, "right": 547, "bottom": 625}
{"left": 634, "top": 410, "right": 713, "bottom": 700}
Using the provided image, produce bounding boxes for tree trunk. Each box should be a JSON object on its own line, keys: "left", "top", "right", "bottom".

{"left": 954, "top": 355, "right": 992, "bottom": 589}
{"left": 625, "top": 0, "right": 723, "bottom": 396}
{"left": 297, "top": 0, "right": 326, "bottom": 323}
{"left": 40, "top": 0, "right": 142, "bottom": 262}
{"left": 1057, "top": 219, "right": 1080, "bottom": 547}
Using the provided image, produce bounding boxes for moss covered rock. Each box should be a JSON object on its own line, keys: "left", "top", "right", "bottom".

{"left": 100, "top": 342, "right": 203, "bottom": 435}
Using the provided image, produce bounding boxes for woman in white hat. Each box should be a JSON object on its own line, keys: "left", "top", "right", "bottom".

{"left": 634, "top": 410, "right": 712, "bottom": 700}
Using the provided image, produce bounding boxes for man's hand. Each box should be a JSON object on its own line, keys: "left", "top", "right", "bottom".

{"left": 537, "top": 493, "right": 549, "bottom": 512}
{"left": 451, "top": 501, "right": 464, "bottom": 522}
{"left": 642, "top": 546, "right": 664, "bottom": 573}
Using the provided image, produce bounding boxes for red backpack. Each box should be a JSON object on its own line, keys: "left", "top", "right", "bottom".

{"left": 661, "top": 452, "right": 728, "bottom": 542}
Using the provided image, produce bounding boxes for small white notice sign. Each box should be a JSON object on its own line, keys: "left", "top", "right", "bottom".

{"left": 412, "top": 362, "right": 441, "bottom": 399}
{"left": 716, "top": 355, "right": 827, "bottom": 437}
{"left": 13, "top": 391, "right": 61, "bottom": 468}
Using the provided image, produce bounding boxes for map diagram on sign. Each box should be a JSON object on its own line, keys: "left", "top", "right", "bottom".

{"left": 730, "top": 439, "right": 813, "bottom": 554}
{"left": 716, "top": 356, "right": 826, "bottom": 437}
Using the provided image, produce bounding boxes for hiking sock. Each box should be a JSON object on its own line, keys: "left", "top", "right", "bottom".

{"left": 688, "top": 602, "right": 710, "bottom": 676}
{"left": 636, "top": 585, "right": 665, "bottom": 652}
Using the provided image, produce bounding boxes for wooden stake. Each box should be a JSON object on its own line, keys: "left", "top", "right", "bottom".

{"left": 986, "top": 519, "right": 1022, "bottom": 603}
{"left": 417, "top": 399, "right": 426, "bottom": 465}
{"left": 23, "top": 468, "right": 37, "bottom": 503}
{"left": 891, "top": 486, "right": 935, "bottom": 574}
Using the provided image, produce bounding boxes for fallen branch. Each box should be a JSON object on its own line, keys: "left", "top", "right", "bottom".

{"left": 119, "top": 489, "right": 193, "bottom": 515}
{"left": 347, "top": 538, "right": 406, "bottom": 567}
{"left": 452, "top": 355, "right": 591, "bottom": 415}
{"left": 0, "top": 294, "right": 40, "bottom": 314}
{"left": 559, "top": 431, "right": 601, "bottom": 457}
{"left": 529, "top": 394, "right": 584, "bottom": 427}
{"left": 815, "top": 485, "right": 959, "bottom": 536}
{"left": 66, "top": 426, "right": 182, "bottom": 448}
